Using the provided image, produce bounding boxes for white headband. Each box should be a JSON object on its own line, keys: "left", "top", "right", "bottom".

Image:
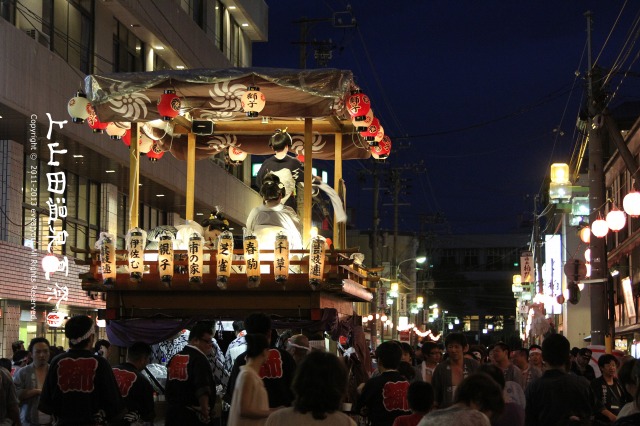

{"left": 529, "top": 348, "right": 542, "bottom": 354}
{"left": 69, "top": 327, "right": 95, "bottom": 345}
{"left": 287, "top": 341, "right": 310, "bottom": 351}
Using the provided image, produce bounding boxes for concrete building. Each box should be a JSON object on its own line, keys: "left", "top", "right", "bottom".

{"left": 0, "top": 0, "right": 267, "bottom": 357}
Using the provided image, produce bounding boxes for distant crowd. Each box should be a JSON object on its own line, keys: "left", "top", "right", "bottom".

{"left": 1, "top": 316, "right": 640, "bottom": 426}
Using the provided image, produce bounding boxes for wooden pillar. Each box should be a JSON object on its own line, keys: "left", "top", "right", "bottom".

{"left": 186, "top": 132, "right": 196, "bottom": 221}
{"left": 303, "top": 118, "right": 313, "bottom": 247}
{"left": 333, "top": 132, "right": 343, "bottom": 248}
{"left": 128, "top": 124, "right": 139, "bottom": 229}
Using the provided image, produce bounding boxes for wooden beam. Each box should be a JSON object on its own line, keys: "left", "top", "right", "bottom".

{"left": 303, "top": 118, "right": 313, "bottom": 246}
{"left": 178, "top": 119, "right": 354, "bottom": 135}
{"left": 186, "top": 132, "right": 196, "bottom": 220}
{"left": 334, "top": 132, "right": 342, "bottom": 248}
{"left": 128, "top": 124, "right": 139, "bottom": 229}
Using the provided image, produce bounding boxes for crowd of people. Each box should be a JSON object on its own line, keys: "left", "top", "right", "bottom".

{"left": 3, "top": 317, "right": 640, "bottom": 426}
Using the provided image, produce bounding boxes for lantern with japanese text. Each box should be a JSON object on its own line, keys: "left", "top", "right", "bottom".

{"left": 243, "top": 232, "right": 261, "bottom": 288}
{"left": 228, "top": 146, "right": 248, "bottom": 165}
{"left": 97, "top": 233, "right": 117, "bottom": 286}
{"left": 308, "top": 235, "right": 326, "bottom": 290}
{"left": 127, "top": 228, "right": 146, "bottom": 282}
{"left": 351, "top": 108, "right": 373, "bottom": 132}
{"left": 67, "top": 91, "right": 91, "bottom": 123}
{"left": 105, "top": 122, "right": 129, "bottom": 140}
{"left": 371, "top": 136, "right": 392, "bottom": 159}
{"left": 147, "top": 142, "right": 165, "bottom": 162}
{"left": 347, "top": 90, "right": 371, "bottom": 119}
{"left": 373, "top": 125, "right": 385, "bottom": 145}
{"left": 157, "top": 232, "right": 174, "bottom": 285}
{"left": 216, "top": 231, "right": 234, "bottom": 289}
{"left": 360, "top": 117, "right": 381, "bottom": 142}
{"left": 188, "top": 233, "right": 204, "bottom": 284}
{"left": 273, "top": 232, "right": 290, "bottom": 286}
{"left": 86, "top": 105, "right": 109, "bottom": 133}
{"left": 241, "top": 86, "right": 266, "bottom": 117}
{"left": 157, "top": 89, "right": 181, "bottom": 121}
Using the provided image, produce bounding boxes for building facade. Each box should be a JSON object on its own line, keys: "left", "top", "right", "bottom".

{"left": 0, "top": 0, "right": 267, "bottom": 357}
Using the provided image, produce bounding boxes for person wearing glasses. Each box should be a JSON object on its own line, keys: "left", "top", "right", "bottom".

{"left": 419, "top": 342, "right": 443, "bottom": 384}
{"left": 166, "top": 322, "right": 217, "bottom": 425}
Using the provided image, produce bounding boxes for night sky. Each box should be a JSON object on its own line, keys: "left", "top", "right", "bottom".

{"left": 252, "top": 1, "right": 640, "bottom": 235}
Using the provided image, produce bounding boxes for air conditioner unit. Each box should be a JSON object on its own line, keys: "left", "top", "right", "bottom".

{"left": 25, "top": 29, "right": 50, "bottom": 49}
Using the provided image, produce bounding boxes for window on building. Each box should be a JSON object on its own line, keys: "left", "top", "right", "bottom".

{"left": 41, "top": 0, "right": 94, "bottom": 74}
{"left": 486, "top": 248, "right": 505, "bottom": 271}
{"left": 215, "top": 0, "right": 224, "bottom": 51}
{"left": 463, "top": 248, "right": 479, "bottom": 267}
{"left": 439, "top": 249, "right": 457, "bottom": 268}
{"left": 22, "top": 158, "right": 100, "bottom": 260}
{"left": 113, "top": 18, "right": 143, "bottom": 72}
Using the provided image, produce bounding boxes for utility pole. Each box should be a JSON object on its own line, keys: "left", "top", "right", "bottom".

{"left": 292, "top": 7, "right": 356, "bottom": 69}
{"left": 534, "top": 195, "right": 544, "bottom": 295}
{"left": 370, "top": 162, "right": 380, "bottom": 349}
{"left": 585, "top": 11, "right": 609, "bottom": 348}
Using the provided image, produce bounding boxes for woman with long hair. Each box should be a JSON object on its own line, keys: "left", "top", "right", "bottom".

{"left": 266, "top": 351, "right": 355, "bottom": 425}
{"left": 228, "top": 334, "right": 273, "bottom": 426}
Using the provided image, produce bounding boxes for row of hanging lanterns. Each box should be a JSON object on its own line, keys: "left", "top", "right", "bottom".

{"left": 551, "top": 163, "right": 640, "bottom": 239}
{"left": 346, "top": 89, "right": 392, "bottom": 159}
{"left": 97, "top": 228, "right": 325, "bottom": 289}
{"left": 67, "top": 85, "right": 266, "bottom": 163}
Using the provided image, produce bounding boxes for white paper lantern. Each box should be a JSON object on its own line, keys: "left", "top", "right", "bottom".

{"left": 623, "top": 191, "right": 640, "bottom": 217}
{"left": 158, "top": 233, "right": 174, "bottom": 285}
{"left": 241, "top": 86, "right": 266, "bottom": 117}
{"left": 106, "top": 122, "right": 129, "bottom": 140}
{"left": 274, "top": 232, "right": 290, "bottom": 285}
{"left": 127, "top": 228, "right": 146, "bottom": 282}
{"left": 216, "top": 231, "right": 234, "bottom": 289}
{"left": 579, "top": 227, "right": 591, "bottom": 244}
{"left": 228, "top": 146, "right": 248, "bottom": 163}
{"left": 244, "top": 234, "right": 261, "bottom": 288}
{"left": 67, "top": 91, "right": 91, "bottom": 123}
{"left": 98, "top": 233, "right": 117, "bottom": 286}
{"left": 309, "top": 235, "right": 326, "bottom": 290}
{"left": 591, "top": 218, "right": 609, "bottom": 238}
{"left": 606, "top": 208, "right": 626, "bottom": 232}
{"left": 188, "top": 233, "right": 204, "bottom": 284}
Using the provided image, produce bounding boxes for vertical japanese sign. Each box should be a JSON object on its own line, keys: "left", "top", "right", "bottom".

{"left": 273, "top": 232, "right": 289, "bottom": 285}
{"left": 398, "top": 293, "right": 408, "bottom": 316}
{"left": 308, "top": 235, "right": 326, "bottom": 290}
{"left": 188, "top": 233, "right": 204, "bottom": 284}
{"left": 520, "top": 251, "right": 534, "bottom": 283}
{"left": 243, "top": 233, "right": 260, "bottom": 288}
{"left": 216, "top": 231, "right": 234, "bottom": 289}
{"left": 158, "top": 233, "right": 174, "bottom": 285}
{"left": 97, "top": 232, "right": 117, "bottom": 286}
{"left": 127, "top": 228, "right": 146, "bottom": 283}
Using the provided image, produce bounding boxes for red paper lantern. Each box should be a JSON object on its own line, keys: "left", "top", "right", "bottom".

{"left": 371, "top": 136, "right": 392, "bottom": 159}
{"left": 360, "top": 117, "right": 381, "bottom": 141}
{"left": 146, "top": 142, "right": 165, "bottom": 162}
{"left": 352, "top": 109, "right": 373, "bottom": 132}
{"left": 121, "top": 129, "right": 131, "bottom": 146}
{"left": 347, "top": 90, "right": 371, "bottom": 118}
{"left": 86, "top": 105, "right": 109, "bottom": 133}
{"left": 157, "top": 89, "right": 181, "bottom": 121}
